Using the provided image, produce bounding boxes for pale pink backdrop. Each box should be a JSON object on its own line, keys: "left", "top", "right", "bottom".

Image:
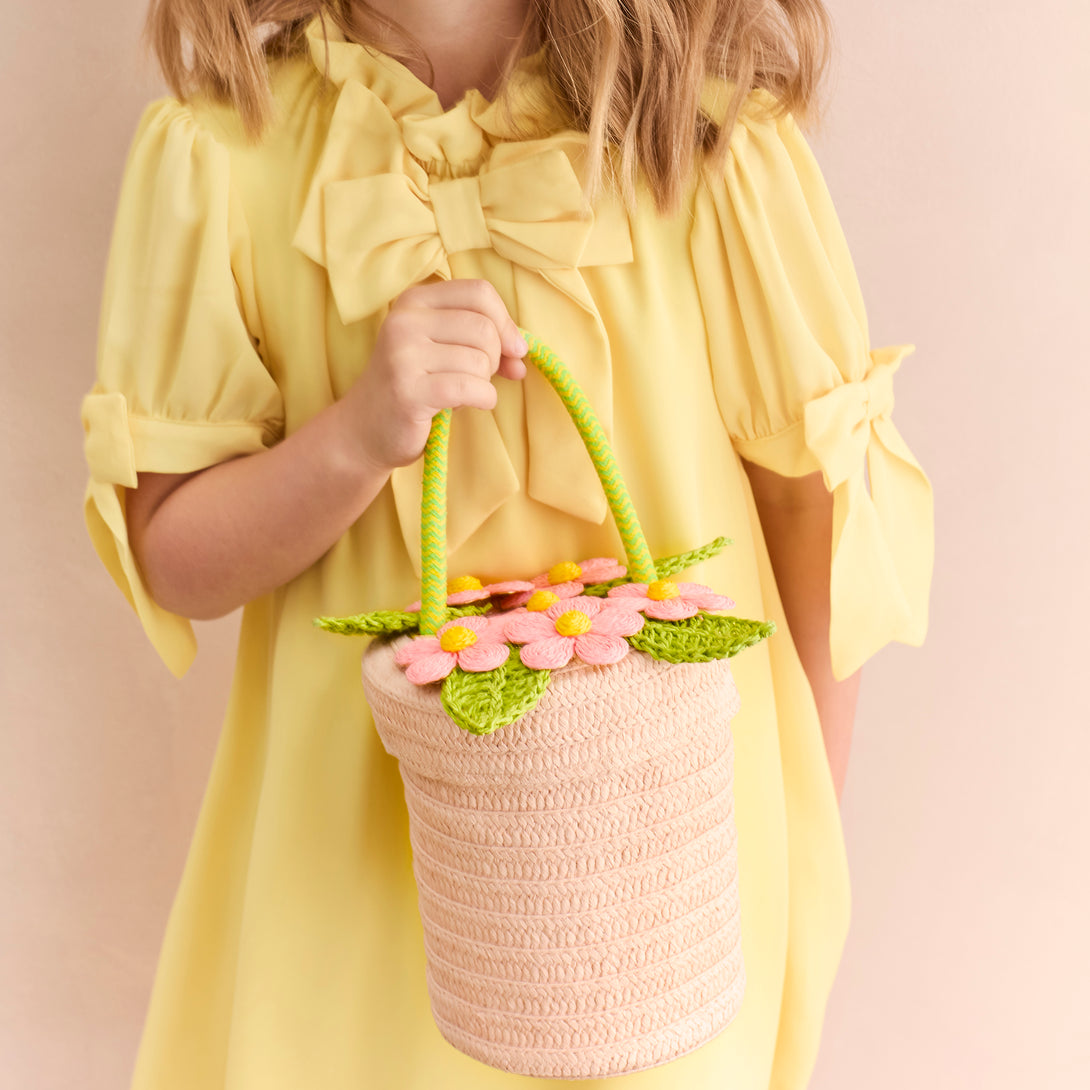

{"left": 2, "top": 2, "right": 1088, "bottom": 1087}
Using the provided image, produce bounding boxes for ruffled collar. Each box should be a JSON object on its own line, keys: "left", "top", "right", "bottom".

{"left": 304, "top": 17, "right": 566, "bottom": 146}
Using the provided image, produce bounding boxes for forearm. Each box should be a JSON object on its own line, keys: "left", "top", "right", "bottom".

{"left": 126, "top": 281, "right": 529, "bottom": 621}
{"left": 742, "top": 460, "right": 860, "bottom": 803}
{"left": 128, "top": 399, "right": 390, "bottom": 619}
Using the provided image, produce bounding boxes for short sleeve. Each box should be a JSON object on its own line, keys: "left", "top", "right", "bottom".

{"left": 81, "top": 99, "right": 284, "bottom": 677}
{"left": 691, "top": 89, "right": 933, "bottom": 678}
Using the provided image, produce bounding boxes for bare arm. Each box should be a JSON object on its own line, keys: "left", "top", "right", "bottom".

{"left": 126, "top": 281, "right": 527, "bottom": 619}
{"left": 742, "top": 460, "right": 859, "bottom": 803}
{"left": 126, "top": 404, "right": 391, "bottom": 619}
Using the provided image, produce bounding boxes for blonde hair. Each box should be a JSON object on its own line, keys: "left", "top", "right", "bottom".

{"left": 146, "top": 0, "right": 833, "bottom": 210}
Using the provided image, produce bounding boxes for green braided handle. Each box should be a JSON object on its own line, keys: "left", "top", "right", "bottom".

{"left": 419, "top": 332, "right": 658, "bottom": 634}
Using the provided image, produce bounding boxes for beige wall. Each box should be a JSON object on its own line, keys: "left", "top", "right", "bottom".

{"left": 3, "top": 2, "right": 1087, "bottom": 1087}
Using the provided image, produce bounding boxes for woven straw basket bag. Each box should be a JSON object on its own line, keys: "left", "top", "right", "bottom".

{"left": 320, "top": 335, "right": 773, "bottom": 1079}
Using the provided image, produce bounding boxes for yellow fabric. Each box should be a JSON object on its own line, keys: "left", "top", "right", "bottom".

{"left": 82, "top": 21, "right": 932, "bottom": 1090}
{"left": 81, "top": 100, "right": 284, "bottom": 676}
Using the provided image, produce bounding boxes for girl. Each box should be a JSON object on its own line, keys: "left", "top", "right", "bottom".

{"left": 81, "top": 1, "right": 933, "bottom": 1087}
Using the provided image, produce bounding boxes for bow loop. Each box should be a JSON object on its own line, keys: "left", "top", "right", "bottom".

{"left": 803, "top": 343, "right": 912, "bottom": 490}
{"left": 319, "top": 174, "right": 450, "bottom": 325}
{"left": 478, "top": 146, "right": 595, "bottom": 268}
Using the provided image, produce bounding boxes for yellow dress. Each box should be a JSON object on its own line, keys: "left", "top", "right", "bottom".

{"left": 81, "top": 21, "right": 932, "bottom": 1090}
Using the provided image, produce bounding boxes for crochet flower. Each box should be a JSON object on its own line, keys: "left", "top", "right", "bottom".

{"left": 606, "top": 580, "right": 735, "bottom": 621}
{"left": 498, "top": 557, "right": 627, "bottom": 609}
{"left": 393, "top": 615, "right": 510, "bottom": 684}
{"left": 505, "top": 597, "right": 644, "bottom": 670}
{"left": 403, "top": 574, "right": 534, "bottom": 613}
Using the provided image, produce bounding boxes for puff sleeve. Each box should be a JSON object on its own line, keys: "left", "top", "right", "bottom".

{"left": 81, "top": 100, "right": 284, "bottom": 677}
{"left": 691, "top": 89, "right": 933, "bottom": 679}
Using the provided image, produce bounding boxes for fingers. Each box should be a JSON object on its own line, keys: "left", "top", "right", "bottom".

{"left": 396, "top": 279, "right": 528, "bottom": 361}
{"left": 497, "top": 353, "right": 527, "bottom": 382}
{"left": 420, "top": 370, "right": 499, "bottom": 414}
{"left": 414, "top": 310, "right": 504, "bottom": 377}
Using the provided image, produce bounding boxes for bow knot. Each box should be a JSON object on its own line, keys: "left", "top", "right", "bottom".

{"left": 804, "top": 344, "right": 908, "bottom": 490}
{"left": 430, "top": 176, "right": 491, "bottom": 253}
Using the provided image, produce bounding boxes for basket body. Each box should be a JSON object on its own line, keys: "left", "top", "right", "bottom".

{"left": 362, "top": 637, "right": 746, "bottom": 1079}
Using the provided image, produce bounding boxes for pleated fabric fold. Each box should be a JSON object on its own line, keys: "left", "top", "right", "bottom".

{"left": 691, "top": 86, "right": 933, "bottom": 678}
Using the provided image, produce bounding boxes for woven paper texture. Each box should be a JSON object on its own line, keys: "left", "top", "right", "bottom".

{"left": 363, "top": 640, "right": 746, "bottom": 1078}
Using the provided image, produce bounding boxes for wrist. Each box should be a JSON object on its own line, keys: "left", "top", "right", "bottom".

{"left": 320, "top": 398, "right": 395, "bottom": 497}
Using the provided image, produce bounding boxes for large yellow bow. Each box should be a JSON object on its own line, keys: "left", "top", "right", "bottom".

{"left": 311, "top": 145, "right": 598, "bottom": 325}
{"left": 292, "top": 77, "right": 634, "bottom": 574}
{"left": 803, "top": 344, "right": 934, "bottom": 678}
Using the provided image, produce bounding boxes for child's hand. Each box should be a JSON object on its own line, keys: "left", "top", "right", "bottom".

{"left": 333, "top": 279, "right": 528, "bottom": 473}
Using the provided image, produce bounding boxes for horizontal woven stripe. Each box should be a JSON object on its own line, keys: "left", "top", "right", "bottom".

{"left": 363, "top": 627, "right": 745, "bottom": 1077}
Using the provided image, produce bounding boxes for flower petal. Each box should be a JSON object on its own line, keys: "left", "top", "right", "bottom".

{"left": 404, "top": 651, "right": 457, "bottom": 684}
{"left": 579, "top": 558, "right": 627, "bottom": 582}
{"left": 573, "top": 633, "right": 630, "bottom": 665}
{"left": 394, "top": 635, "right": 442, "bottom": 665}
{"left": 478, "top": 614, "right": 514, "bottom": 640}
{"left": 544, "top": 596, "right": 602, "bottom": 622}
{"left": 702, "top": 596, "right": 736, "bottom": 611}
{"left": 646, "top": 599, "right": 701, "bottom": 621}
{"left": 495, "top": 590, "right": 532, "bottom": 609}
{"left": 674, "top": 582, "right": 714, "bottom": 595}
{"left": 520, "top": 636, "right": 574, "bottom": 670}
{"left": 484, "top": 579, "right": 535, "bottom": 595}
{"left": 697, "top": 594, "right": 735, "bottom": 611}
{"left": 458, "top": 642, "right": 510, "bottom": 672}
{"left": 607, "top": 583, "right": 648, "bottom": 599}
{"left": 592, "top": 605, "right": 646, "bottom": 636}
{"left": 505, "top": 612, "right": 556, "bottom": 644}
{"left": 546, "top": 580, "right": 585, "bottom": 600}
{"left": 675, "top": 583, "right": 736, "bottom": 610}
{"left": 438, "top": 614, "right": 492, "bottom": 636}
{"left": 446, "top": 588, "right": 490, "bottom": 605}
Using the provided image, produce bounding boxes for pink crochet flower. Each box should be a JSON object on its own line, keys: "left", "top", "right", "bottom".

{"left": 498, "top": 557, "right": 627, "bottom": 609}
{"left": 505, "top": 597, "right": 644, "bottom": 670}
{"left": 393, "top": 615, "right": 510, "bottom": 684}
{"left": 607, "top": 580, "right": 735, "bottom": 621}
{"left": 403, "top": 574, "right": 534, "bottom": 613}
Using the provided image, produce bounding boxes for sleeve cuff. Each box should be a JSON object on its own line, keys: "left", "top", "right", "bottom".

{"left": 733, "top": 345, "right": 934, "bottom": 679}
{"left": 80, "top": 390, "right": 279, "bottom": 677}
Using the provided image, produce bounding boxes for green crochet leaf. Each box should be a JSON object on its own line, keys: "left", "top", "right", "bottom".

{"left": 655, "top": 536, "right": 733, "bottom": 579}
{"left": 446, "top": 603, "right": 494, "bottom": 618}
{"left": 582, "top": 536, "right": 734, "bottom": 597}
{"left": 627, "top": 613, "right": 775, "bottom": 664}
{"left": 441, "top": 655, "right": 552, "bottom": 735}
{"left": 580, "top": 577, "right": 629, "bottom": 598}
{"left": 315, "top": 610, "right": 420, "bottom": 636}
{"left": 315, "top": 602, "right": 492, "bottom": 637}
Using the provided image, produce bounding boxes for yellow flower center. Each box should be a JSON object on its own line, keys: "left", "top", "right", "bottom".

{"left": 527, "top": 590, "right": 560, "bottom": 612}
{"left": 548, "top": 561, "right": 583, "bottom": 585}
{"left": 555, "top": 610, "right": 593, "bottom": 637}
{"left": 647, "top": 580, "right": 681, "bottom": 601}
{"left": 439, "top": 626, "right": 479, "bottom": 653}
{"left": 448, "top": 575, "right": 484, "bottom": 594}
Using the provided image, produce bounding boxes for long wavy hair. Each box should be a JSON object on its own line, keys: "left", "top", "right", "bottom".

{"left": 146, "top": 0, "right": 833, "bottom": 210}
